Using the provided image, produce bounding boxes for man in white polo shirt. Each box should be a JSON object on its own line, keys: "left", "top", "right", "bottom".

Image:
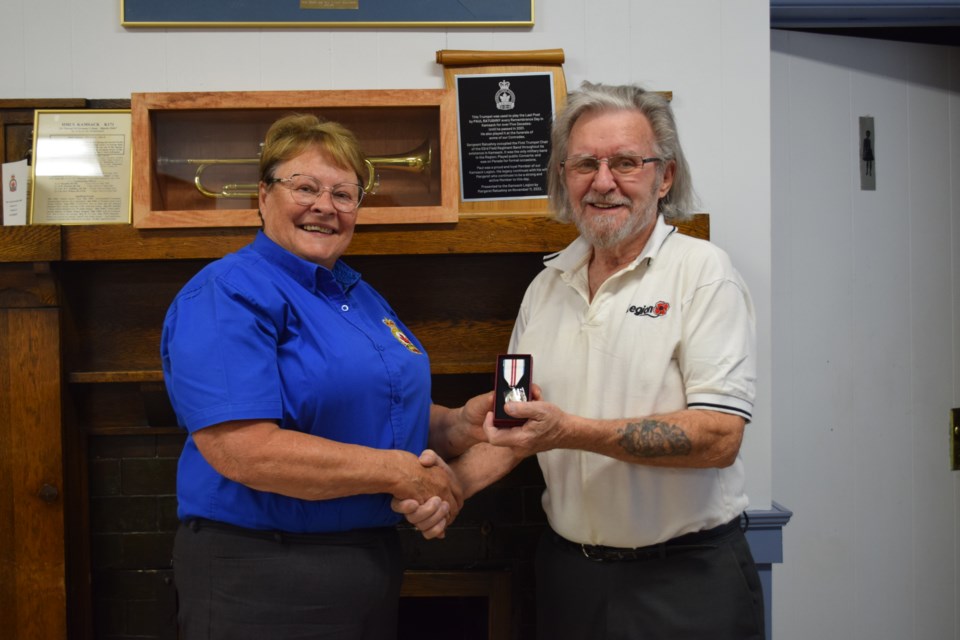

{"left": 396, "top": 82, "right": 763, "bottom": 640}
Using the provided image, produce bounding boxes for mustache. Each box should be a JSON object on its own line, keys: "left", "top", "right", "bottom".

{"left": 582, "top": 194, "right": 632, "bottom": 208}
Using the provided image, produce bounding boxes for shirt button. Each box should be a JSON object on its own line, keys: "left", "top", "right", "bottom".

{"left": 393, "top": 395, "right": 401, "bottom": 404}
{"left": 341, "top": 304, "right": 349, "bottom": 312}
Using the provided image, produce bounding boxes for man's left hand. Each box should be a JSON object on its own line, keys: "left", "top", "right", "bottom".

{"left": 482, "top": 398, "right": 569, "bottom": 457}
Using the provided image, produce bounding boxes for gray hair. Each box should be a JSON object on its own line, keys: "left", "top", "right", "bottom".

{"left": 547, "top": 82, "right": 695, "bottom": 223}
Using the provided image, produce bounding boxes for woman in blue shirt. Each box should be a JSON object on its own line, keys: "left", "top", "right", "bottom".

{"left": 162, "top": 114, "right": 489, "bottom": 639}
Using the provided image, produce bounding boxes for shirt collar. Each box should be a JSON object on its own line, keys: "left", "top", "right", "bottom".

{"left": 544, "top": 215, "right": 678, "bottom": 274}
{"left": 251, "top": 230, "right": 361, "bottom": 292}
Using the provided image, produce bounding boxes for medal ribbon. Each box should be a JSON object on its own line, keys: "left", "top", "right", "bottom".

{"left": 503, "top": 358, "right": 525, "bottom": 386}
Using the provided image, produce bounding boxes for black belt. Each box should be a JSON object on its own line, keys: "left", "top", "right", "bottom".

{"left": 184, "top": 518, "right": 395, "bottom": 545}
{"left": 554, "top": 516, "right": 743, "bottom": 562}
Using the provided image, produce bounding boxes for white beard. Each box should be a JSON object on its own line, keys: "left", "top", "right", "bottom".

{"left": 573, "top": 177, "right": 662, "bottom": 249}
{"left": 576, "top": 205, "right": 653, "bottom": 249}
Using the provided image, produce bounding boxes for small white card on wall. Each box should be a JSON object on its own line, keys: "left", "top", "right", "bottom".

{"left": 2, "top": 159, "right": 30, "bottom": 225}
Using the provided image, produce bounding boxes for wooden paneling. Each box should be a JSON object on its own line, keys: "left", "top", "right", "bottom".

{"left": 0, "top": 306, "right": 66, "bottom": 640}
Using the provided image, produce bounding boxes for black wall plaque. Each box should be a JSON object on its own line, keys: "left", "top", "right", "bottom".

{"left": 456, "top": 73, "right": 554, "bottom": 202}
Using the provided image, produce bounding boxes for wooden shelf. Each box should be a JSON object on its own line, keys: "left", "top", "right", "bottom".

{"left": 55, "top": 216, "right": 577, "bottom": 261}
{"left": 67, "top": 362, "right": 496, "bottom": 382}
{"left": 67, "top": 362, "right": 493, "bottom": 382}
{"left": 86, "top": 425, "right": 183, "bottom": 437}
{"left": 68, "top": 370, "right": 164, "bottom": 384}
{"left": 4, "top": 214, "right": 708, "bottom": 263}
{"left": 0, "top": 225, "right": 61, "bottom": 262}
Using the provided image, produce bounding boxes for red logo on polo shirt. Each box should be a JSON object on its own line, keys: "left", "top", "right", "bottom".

{"left": 627, "top": 301, "right": 670, "bottom": 318}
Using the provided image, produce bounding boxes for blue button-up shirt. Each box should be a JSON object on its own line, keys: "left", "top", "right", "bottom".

{"left": 161, "top": 231, "right": 432, "bottom": 532}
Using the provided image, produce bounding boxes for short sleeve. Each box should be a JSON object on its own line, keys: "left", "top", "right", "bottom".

{"left": 161, "top": 275, "right": 284, "bottom": 432}
{"left": 679, "top": 263, "right": 756, "bottom": 422}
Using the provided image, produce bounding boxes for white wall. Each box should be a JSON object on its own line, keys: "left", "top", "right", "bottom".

{"left": 9, "top": 4, "right": 956, "bottom": 638}
{"left": 772, "top": 30, "right": 960, "bottom": 640}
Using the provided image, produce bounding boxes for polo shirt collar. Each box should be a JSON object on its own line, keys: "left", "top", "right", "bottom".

{"left": 251, "top": 230, "right": 361, "bottom": 292}
{"left": 545, "top": 214, "right": 678, "bottom": 274}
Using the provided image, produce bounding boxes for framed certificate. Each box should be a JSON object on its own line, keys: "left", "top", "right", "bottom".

{"left": 30, "top": 110, "right": 132, "bottom": 225}
{"left": 121, "top": 0, "right": 533, "bottom": 28}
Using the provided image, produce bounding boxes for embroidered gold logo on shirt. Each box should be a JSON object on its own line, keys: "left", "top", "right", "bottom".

{"left": 382, "top": 318, "right": 422, "bottom": 354}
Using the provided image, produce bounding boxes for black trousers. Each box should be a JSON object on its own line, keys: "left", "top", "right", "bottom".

{"left": 173, "top": 519, "right": 403, "bottom": 640}
{"left": 536, "top": 520, "right": 766, "bottom": 640}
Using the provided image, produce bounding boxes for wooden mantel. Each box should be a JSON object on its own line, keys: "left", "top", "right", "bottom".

{"left": 0, "top": 213, "right": 707, "bottom": 639}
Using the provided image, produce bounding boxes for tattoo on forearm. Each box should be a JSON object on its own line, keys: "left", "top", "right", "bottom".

{"left": 617, "top": 419, "right": 692, "bottom": 458}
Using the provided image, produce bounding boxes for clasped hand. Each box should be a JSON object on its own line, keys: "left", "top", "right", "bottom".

{"left": 392, "top": 449, "right": 458, "bottom": 539}
{"left": 394, "top": 385, "right": 565, "bottom": 540}
{"left": 394, "top": 450, "right": 463, "bottom": 531}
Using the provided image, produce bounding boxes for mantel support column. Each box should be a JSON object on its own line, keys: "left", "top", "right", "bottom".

{"left": 0, "top": 257, "right": 67, "bottom": 639}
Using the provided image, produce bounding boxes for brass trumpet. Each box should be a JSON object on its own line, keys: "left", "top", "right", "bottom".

{"left": 159, "top": 141, "right": 432, "bottom": 199}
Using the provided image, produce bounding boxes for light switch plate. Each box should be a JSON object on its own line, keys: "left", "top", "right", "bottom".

{"left": 952, "top": 408, "right": 960, "bottom": 471}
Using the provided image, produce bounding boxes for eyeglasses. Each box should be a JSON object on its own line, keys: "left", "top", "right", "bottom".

{"left": 561, "top": 154, "right": 662, "bottom": 177}
{"left": 266, "top": 174, "right": 364, "bottom": 213}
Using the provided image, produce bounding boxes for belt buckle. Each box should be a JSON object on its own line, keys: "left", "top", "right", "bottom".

{"left": 580, "top": 544, "right": 608, "bottom": 562}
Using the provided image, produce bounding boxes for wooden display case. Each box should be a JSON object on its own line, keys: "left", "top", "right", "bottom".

{"left": 131, "top": 90, "right": 458, "bottom": 228}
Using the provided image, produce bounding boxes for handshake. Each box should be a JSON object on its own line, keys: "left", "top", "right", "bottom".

{"left": 391, "top": 381, "right": 563, "bottom": 540}
{"left": 390, "top": 448, "right": 464, "bottom": 540}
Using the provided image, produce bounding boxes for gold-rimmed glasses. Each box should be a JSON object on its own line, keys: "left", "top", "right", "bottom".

{"left": 266, "top": 174, "right": 364, "bottom": 213}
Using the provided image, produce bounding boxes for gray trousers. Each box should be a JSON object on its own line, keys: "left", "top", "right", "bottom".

{"left": 536, "top": 520, "right": 765, "bottom": 640}
{"left": 173, "top": 519, "right": 403, "bottom": 640}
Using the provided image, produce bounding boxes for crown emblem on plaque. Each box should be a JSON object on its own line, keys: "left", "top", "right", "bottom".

{"left": 495, "top": 80, "right": 516, "bottom": 111}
